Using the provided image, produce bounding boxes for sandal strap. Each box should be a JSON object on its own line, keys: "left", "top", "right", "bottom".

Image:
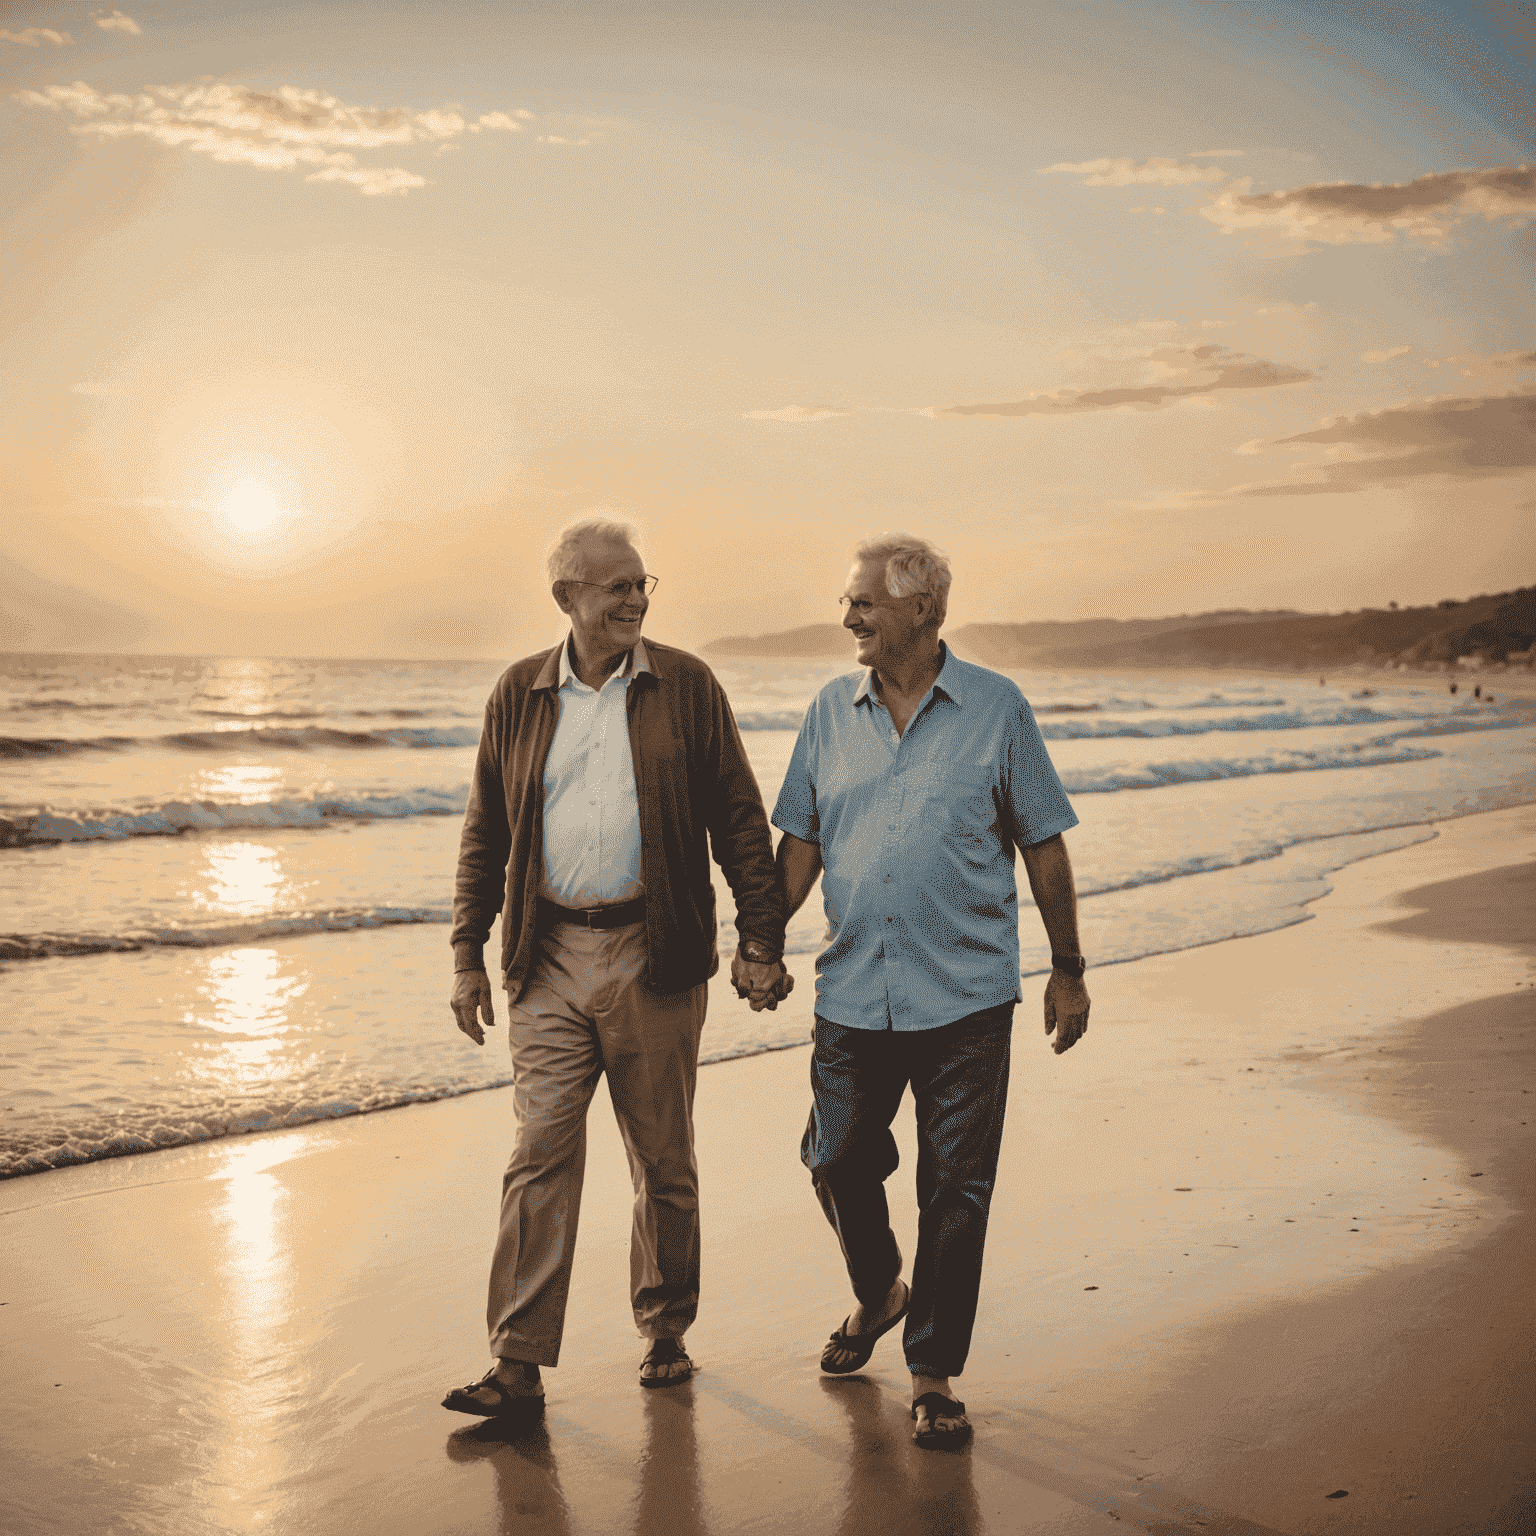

{"left": 911, "top": 1392, "right": 967, "bottom": 1419}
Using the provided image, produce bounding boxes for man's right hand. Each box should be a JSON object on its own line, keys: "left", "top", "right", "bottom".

{"left": 451, "top": 970, "right": 497, "bottom": 1045}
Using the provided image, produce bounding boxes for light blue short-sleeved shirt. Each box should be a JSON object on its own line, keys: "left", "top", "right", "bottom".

{"left": 771, "top": 643, "right": 1079, "bottom": 1032}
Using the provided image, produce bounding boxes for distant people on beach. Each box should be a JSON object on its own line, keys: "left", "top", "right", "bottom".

{"left": 442, "top": 518, "right": 790, "bottom": 1424}
{"left": 771, "top": 533, "right": 1088, "bottom": 1449}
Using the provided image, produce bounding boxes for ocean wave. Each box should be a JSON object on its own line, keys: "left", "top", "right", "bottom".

{"left": 193, "top": 708, "right": 323, "bottom": 721}
{"left": 0, "top": 1075, "right": 518, "bottom": 1179}
{"left": 163, "top": 724, "right": 482, "bottom": 751}
{"left": 1036, "top": 703, "right": 1486, "bottom": 740}
{"left": 0, "top": 734, "right": 135, "bottom": 758}
{"left": 0, "top": 787, "right": 468, "bottom": 846}
{"left": 0, "top": 724, "right": 482, "bottom": 758}
{"left": 733, "top": 710, "right": 809, "bottom": 730}
{"left": 0, "top": 906, "right": 451, "bottom": 961}
{"left": 1060, "top": 739, "right": 1440, "bottom": 793}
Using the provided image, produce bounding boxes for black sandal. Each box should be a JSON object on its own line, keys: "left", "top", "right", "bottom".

{"left": 911, "top": 1392, "right": 971, "bottom": 1449}
{"left": 639, "top": 1337, "right": 694, "bottom": 1388}
{"left": 441, "top": 1367, "right": 547, "bottom": 1423}
{"left": 819, "top": 1281, "right": 910, "bottom": 1374}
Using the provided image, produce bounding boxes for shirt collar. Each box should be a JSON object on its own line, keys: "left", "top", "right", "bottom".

{"left": 555, "top": 633, "right": 652, "bottom": 692}
{"left": 854, "top": 641, "right": 961, "bottom": 708}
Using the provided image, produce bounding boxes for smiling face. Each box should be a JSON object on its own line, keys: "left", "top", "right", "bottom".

{"left": 553, "top": 538, "right": 651, "bottom": 664}
{"left": 841, "top": 556, "right": 927, "bottom": 672}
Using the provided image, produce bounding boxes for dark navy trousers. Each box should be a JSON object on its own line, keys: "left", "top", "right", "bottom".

{"left": 801, "top": 1002, "right": 1013, "bottom": 1378}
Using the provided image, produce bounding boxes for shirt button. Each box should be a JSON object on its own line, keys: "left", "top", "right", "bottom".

{"left": 887, "top": 823, "right": 896, "bottom": 831}
{"left": 886, "top": 915, "right": 893, "bottom": 923}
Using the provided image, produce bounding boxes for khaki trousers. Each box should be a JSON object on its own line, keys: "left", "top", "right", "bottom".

{"left": 487, "top": 918, "right": 708, "bottom": 1366}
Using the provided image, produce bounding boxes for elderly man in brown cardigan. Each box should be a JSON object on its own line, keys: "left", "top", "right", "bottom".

{"left": 440, "top": 518, "right": 790, "bottom": 1423}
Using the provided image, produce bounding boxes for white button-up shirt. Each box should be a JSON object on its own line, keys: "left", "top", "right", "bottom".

{"left": 538, "top": 636, "right": 649, "bottom": 907}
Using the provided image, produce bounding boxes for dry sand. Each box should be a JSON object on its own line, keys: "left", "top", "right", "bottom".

{"left": 2, "top": 805, "right": 1532, "bottom": 1535}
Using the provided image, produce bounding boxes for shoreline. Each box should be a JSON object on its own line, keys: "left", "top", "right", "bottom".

{"left": 3, "top": 798, "right": 1522, "bottom": 1182}
{"left": 2, "top": 803, "right": 1531, "bottom": 1533}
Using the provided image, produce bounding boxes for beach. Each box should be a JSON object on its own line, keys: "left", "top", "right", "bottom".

{"left": 3, "top": 800, "right": 1530, "bottom": 1535}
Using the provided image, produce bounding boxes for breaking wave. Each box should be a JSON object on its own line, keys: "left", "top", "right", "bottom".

{"left": 0, "top": 906, "right": 452, "bottom": 961}
{"left": 0, "top": 786, "right": 468, "bottom": 846}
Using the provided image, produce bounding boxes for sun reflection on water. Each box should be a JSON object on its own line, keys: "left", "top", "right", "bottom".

{"left": 187, "top": 950, "right": 307, "bottom": 1085}
{"left": 192, "top": 765, "right": 287, "bottom": 805}
{"left": 196, "top": 842, "right": 289, "bottom": 916}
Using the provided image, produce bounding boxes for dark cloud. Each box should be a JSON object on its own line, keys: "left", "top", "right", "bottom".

{"left": 942, "top": 346, "right": 1311, "bottom": 418}
{"left": 1203, "top": 165, "right": 1535, "bottom": 246}
{"left": 1239, "top": 388, "right": 1536, "bottom": 496}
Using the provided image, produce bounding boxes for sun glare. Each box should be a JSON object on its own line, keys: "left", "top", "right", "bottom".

{"left": 224, "top": 479, "right": 281, "bottom": 532}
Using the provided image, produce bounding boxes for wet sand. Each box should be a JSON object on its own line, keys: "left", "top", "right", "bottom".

{"left": 2, "top": 805, "right": 1532, "bottom": 1535}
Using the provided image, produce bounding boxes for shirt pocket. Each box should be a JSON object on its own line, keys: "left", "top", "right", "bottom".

{"left": 922, "top": 766, "right": 1001, "bottom": 851}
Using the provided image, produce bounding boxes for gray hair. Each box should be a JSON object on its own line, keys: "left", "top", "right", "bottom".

{"left": 854, "top": 531, "right": 952, "bottom": 625}
{"left": 546, "top": 518, "right": 641, "bottom": 584}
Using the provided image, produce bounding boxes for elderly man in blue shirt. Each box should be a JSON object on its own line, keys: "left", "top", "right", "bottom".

{"left": 772, "top": 532, "right": 1090, "bottom": 1450}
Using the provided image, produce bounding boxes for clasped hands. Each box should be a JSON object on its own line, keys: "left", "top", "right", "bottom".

{"left": 731, "top": 948, "right": 794, "bottom": 1012}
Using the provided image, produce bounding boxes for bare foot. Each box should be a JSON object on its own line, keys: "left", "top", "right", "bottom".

{"left": 911, "top": 1371, "right": 969, "bottom": 1442}
{"left": 639, "top": 1337, "right": 693, "bottom": 1384}
{"left": 490, "top": 1359, "right": 544, "bottom": 1399}
{"left": 822, "top": 1278, "right": 908, "bottom": 1371}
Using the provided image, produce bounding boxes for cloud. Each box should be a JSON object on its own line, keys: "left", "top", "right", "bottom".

{"left": 470, "top": 110, "right": 532, "bottom": 133}
{"left": 14, "top": 77, "right": 549, "bottom": 196}
{"left": 941, "top": 345, "right": 1312, "bottom": 418}
{"left": 1201, "top": 165, "right": 1536, "bottom": 247}
{"left": 1040, "top": 156, "right": 1228, "bottom": 187}
{"left": 1229, "top": 385, "right": 1536, "bottom": 496}
{"left": 1, "top": 26, "right": 72, "bottom": 45}
{"left": 1420, "top": 349, "right": 1536, "bottom": 375}
{"left": 1361, "top": 345, "right": 1412, "bottom": 363}
{"left": 94, "top": 10, "right": 140, "bottom": 33}
{"left": 742, "top": 404, "right": 849, "bottom": 422}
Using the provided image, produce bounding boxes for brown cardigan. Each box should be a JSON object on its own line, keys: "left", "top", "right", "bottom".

{"left": 450, "top": 637, "right": 786, "bottom": 998}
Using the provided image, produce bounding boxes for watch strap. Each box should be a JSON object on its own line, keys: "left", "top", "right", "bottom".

{"left": 1051, "top": 953, "right": 1087, "bottom": 978}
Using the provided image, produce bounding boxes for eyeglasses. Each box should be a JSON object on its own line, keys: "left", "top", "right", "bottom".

{"left": 839, "top": 592, "right": 923, "bottom": 614}
{"left": 563, "top": 576, "right": 660, "bottom": 599}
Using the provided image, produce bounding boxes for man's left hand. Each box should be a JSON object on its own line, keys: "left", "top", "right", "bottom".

{"left": 731, "top": 952, "right": 794, "bottom": 1012}
{"left": 1044, "top": 971, "right": 1090, "bottom": 1054}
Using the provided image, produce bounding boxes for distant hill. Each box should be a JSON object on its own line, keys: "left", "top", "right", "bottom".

{"left": 704, "top": 623, "right": 849, "bottom": 657}
{"left": 703, "top": 589, "right": 1535, "bottom": 670}
{"left": 1027, "top": 589, "right": 1534, "bottom": 670}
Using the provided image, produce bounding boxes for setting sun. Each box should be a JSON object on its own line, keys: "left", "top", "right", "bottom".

{"left": 224, "top": 479, "right": 281, "bottom": 532}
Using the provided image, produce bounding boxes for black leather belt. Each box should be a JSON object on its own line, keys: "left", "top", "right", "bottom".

{"left": 537, "top": 895, "right": 646, "bottom": 930}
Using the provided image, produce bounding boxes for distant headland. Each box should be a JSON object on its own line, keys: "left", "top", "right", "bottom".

{"left": 704, "top": 587, "right": 1536, "bottom": 673}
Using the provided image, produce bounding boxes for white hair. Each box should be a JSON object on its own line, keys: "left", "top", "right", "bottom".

{"left": 854, "top": 531, "right": 952, "bottom": 625}
{"left": 546, "top": 518, "right": 640, "bottom": 584}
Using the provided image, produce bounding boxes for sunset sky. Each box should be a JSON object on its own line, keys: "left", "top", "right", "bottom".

{"left": 3, "top": 0, "right": 1532, "bottom": 659}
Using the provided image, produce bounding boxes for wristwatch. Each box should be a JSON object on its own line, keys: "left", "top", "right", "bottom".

{"left": 1051, "top": 953, "right": 1087, "bottom": 979}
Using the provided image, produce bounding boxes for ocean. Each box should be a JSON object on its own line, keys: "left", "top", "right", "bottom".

{"left": 2, "top": 647, "right": 1532, "bottom": 1179}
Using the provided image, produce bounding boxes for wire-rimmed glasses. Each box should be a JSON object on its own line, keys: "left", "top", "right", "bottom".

{"left": 562, "top": 576, "right": 660, "bottom": 599}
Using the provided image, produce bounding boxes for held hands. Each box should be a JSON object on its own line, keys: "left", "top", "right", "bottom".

{"left": 451, "top": 970, "right": 497, "bottom": 1046}
{"left": 731, "top": 950, "right": 795, "bottom": 1012}
{"left": 1044, "top": 971, "right": 1090, "bottom": 1055}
